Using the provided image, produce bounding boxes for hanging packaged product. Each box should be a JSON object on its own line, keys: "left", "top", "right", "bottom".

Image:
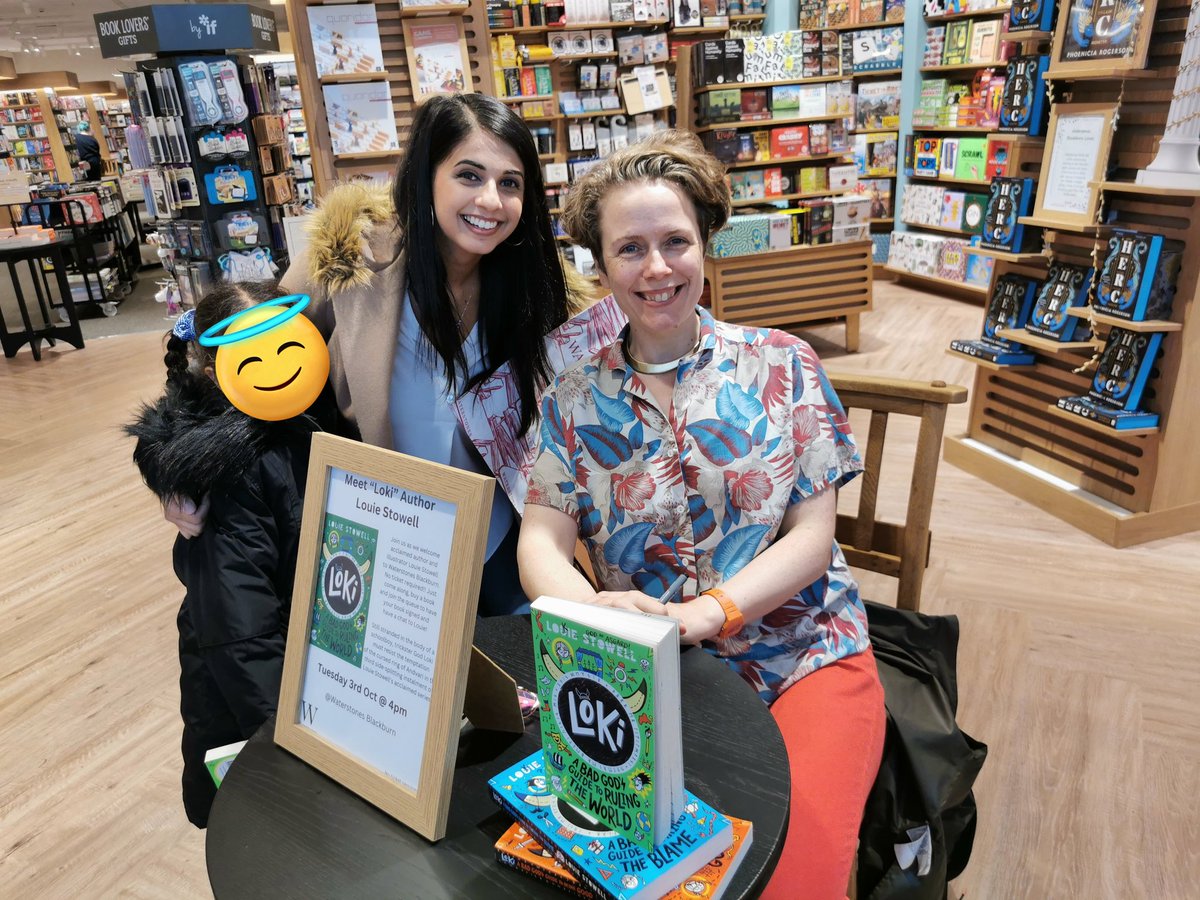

{"left": 209, "top": 60, "right": 249, "bottom": 124}
{"left": 204, "top": 166, "right": 258, "bottom": 204}
{"left": 197, "top": 129, "right": 227, "bottom": 161}
{"left": 174, "top": 167, "right": 201, "bottom": 207}
{"left": 223, "top": 128, "right": 251, "bottom": 158}
{"left": 220, "top": 247, "right": 278, "bottom": 282}
{"left": 215, "top": 211, "right": 270, "bottom": 250}
{"left": 178, "top": 62, "right": 223, "bottom": 127}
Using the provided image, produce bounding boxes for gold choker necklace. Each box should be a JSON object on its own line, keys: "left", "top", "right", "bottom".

{"left": 623, "top": 334, "right": 702, "bottom": 375}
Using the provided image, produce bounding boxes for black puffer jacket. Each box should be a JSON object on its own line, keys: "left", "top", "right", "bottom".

{"left": 127, "top": 376, "right": 320, "bottom": 828}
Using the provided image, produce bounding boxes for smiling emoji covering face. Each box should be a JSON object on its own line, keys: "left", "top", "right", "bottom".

{"left": 209, "top": 298, "right": 330, "bottom": 421}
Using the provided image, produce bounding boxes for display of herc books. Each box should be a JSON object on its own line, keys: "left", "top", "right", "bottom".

{"left": 1093, "top": 229, "right": 1182, "bottom": 322}
{"left": 494, "top": 816, "right": 754, "bottom": 900}
{"left": 1088, "top": 327, "right": 1164, "bottom": 411}
{"left": 531, "top": 595, "right": 684, "bottom": 852}
{"left": 489, "top": 751, "right": 735, "bottom": 900}
{"left": 949, "top": 272, "right": 1039, "bottom": 365}
{"left": 1056, "top": 326, "right": 1165, "bottom": 430}
{"left": 998, "top": 55, "right": 1049, "bottom": 136}
{"left": 1025, "top": 262, "right": 1094, "bottom": 341}
{"left": 1008, "top": 0, "right": 1057, "bottom": 32}
{"left": 980, "top": 177, "right": 1036, "bottom": 252}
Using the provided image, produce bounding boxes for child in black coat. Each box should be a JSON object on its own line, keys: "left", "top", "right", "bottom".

{"left": 127, "top": 281, "right": 325, "bottom": 827}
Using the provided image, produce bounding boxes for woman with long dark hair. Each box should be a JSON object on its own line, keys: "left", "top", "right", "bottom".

{"left": 166, "top": 93, "right": 597, "bottom": 614}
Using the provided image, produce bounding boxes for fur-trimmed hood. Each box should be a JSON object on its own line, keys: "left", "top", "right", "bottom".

{"left": 300, "top": 181, "right": 596, "bottom": 313}
{"left": 125, "top": 377, "right": 315, "bottom": 504}
{"left": 301, "top": 182, "right": 399, "bottom": 298}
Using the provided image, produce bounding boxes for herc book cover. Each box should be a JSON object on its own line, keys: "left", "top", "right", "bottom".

{"left": 532, "top": 606, "right": 660, "bottom": 851}
{"left": 1094, "top": 230, "right": 1180, "bottom": 322}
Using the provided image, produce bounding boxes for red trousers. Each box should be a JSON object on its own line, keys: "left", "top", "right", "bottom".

{"left": 760, "top": 647, "right": 886, "bottom": 900}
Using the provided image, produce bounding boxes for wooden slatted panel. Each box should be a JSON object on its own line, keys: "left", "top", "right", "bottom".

{"left": 704, "top": 239, "right": 873, "bottom": 332}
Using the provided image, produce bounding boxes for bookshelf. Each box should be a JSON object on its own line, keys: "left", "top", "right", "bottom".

{"left": 0, "top": 90, "right": 56, "bottom": 187}
{"left": 945, "top": 1, "right": 1200, "bottom": 546}
{"left": 888, "top": 1, "right": 1054, "bottom": 296}
{"left": 793, "top": 4, "right": 905, "bottom": 262}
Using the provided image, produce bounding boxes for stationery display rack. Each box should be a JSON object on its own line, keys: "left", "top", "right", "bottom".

{"left": 123, "top": 52, "right": 293, "bottom": 305}
{"left": 889, "top": 0, "right": 1047, "bottom": 297}
{"left": 944, "top": 0, "right": 1200, "bottom": 546}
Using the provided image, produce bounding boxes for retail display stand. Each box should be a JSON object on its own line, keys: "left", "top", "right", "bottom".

{"left": 889, "top": 0, "right": 1047, "bottom": 297}
{"left": 944, "top": 0, "right": 1200, "bottom": 546}
{"left": 94, "top": 4, "right": 291, "bottom": 304}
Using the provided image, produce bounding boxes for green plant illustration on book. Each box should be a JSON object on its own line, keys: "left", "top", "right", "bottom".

{"left": 310, "top": 513, "right": 376, "bottom": 667}
{"left": 533, "top": 612, "right": 658, "bottom": 851}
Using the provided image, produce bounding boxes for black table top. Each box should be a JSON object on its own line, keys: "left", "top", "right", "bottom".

{"left": 206, "top": 615, "right": 789, "bottom": 899}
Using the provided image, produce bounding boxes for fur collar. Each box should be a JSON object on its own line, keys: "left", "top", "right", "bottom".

{"left": 125, "top": 377, "right": 311, "bottom": 503}
{"left": 302, "top": 182, "right": 399, "bottom": 298}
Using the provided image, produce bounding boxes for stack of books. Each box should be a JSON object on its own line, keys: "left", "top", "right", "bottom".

{"left": 488, "top": 597, "right": 753, "bottom": 898}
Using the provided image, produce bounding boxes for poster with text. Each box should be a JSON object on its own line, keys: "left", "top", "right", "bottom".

{"left": 405, "top": 20, "right": 469, "bottom": 100}
{"left": 298, "top": 467, "right": 458, "bottom": 789}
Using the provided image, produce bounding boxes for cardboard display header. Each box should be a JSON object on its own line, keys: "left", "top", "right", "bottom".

{"left": 94, "top": 4, "right": 279, "bottom": 58}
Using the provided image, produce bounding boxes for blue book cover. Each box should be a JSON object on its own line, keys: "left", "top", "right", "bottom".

{"left": 980, "top": 178, "right": 1035, "bottom": 252}
{"left": 1094, "top": 230, "right": 1180, "bottom": 321}
{"left": 1026, "top": 263, "right": 1093, "bottom": 341}
{"left": 999, "top": 55, "right": 1049, "bottom": 136}
{"left": 489, "top": 751, "right": 734, "bottom": 900}
{"left": 1088, "top": 328, "right": 1163, "bottom": 412}
{"left": 1056, "top": 395, "right": 1159, "bottom": 430}
{"left": 983, "top": 274, "right": 1040, "bottom": 342}
{"left": 1009, "top": 0, "right": 1056, "bottom": 32}
{"left": 949, "top": 337, "right": 1035, "bottom": 366}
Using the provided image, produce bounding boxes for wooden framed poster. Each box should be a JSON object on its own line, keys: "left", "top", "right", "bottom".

{"left": 275, "top": 433, "right": 493, "bottom": 841}
{"left": 1049, "top": 0, "right": 1157, "bottom": 78}
{"left": 1032, "top": 103, "right": 1117, "bottom": 230}
{"left": 402, "top": 16, "right": 472, "bottom": 103}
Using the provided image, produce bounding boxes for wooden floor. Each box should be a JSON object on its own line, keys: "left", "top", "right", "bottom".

{"left": 1, "top": 282, "right": 1197, "bottom": 898}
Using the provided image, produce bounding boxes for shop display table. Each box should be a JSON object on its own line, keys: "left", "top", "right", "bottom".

{"left": 206, "top": 614, "right": 789, "bottom": 899}
{"left": 0, "top": 236, "right": 84, "bottom": 361}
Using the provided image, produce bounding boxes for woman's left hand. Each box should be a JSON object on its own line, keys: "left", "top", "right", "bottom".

{"left": 666, "top": 594, "right": 726, "bottom": 646}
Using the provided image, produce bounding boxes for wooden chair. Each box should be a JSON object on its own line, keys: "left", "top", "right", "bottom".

{"left": 828, "top": 374, "right": 968, "bottom": 613}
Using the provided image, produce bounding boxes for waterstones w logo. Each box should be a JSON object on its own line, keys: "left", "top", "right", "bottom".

{"left": 300, "top": 701, "right": 318, "bottom": 724}
{"left": 191, "top": 15, "right": 218, "bottom": 38}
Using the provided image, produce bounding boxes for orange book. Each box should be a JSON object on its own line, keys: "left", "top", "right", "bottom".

{"left": 494, "top": 816, "right": 754, "bottom": 899}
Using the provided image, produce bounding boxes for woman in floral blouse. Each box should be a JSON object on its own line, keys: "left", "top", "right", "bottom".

{"left": 517, "top": 131, "right": 885, "bottom": 899}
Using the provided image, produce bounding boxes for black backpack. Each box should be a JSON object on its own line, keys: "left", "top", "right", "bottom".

{"left": 856, "top": 601, "right": 988, "bottom": 900}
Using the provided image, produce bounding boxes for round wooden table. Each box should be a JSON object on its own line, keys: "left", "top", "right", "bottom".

{"left": 206, "top": 615, "right": 789, "bottom": 898}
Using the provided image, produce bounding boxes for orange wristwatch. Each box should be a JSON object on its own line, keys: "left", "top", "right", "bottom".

{"left": 702, "top": 587, "right": 744, "bottom": 640}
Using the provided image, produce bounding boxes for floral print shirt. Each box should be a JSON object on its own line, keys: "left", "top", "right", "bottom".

{"left": 527, "top": 306, "right": 870, "bottom": 704}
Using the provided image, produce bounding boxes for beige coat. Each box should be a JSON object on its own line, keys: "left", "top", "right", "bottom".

{"left": 279, "top": 182, "right": 596, "bottom": 453}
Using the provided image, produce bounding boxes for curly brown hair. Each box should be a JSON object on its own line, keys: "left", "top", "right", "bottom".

{"left": 559, "top": 130, "right": 731, "bottom": 273}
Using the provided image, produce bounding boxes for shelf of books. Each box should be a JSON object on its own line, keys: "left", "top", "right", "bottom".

{"left": 943, "top": 0, "right": 1200, "bottom": 546}
{"left": 669, "top": 26, "right": 874, "bottom": 351}
{"left": 96, "top": 96, "right": 132, "bottom": 173}
{"left": 797, "top": 0, "right": 904, "bottom": 265}
{"left": 0, "top": 90, "right": 58, "bottom": 187}
{"left": 485, "top": 0, "right": 765, "bottom": 278}
{"left": 889, "top": 0, "right": 1053, "bottom": 296}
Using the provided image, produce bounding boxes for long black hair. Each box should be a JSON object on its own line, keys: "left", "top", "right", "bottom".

{"left": 393, "top": 93, "right": 571, "bottom": 437}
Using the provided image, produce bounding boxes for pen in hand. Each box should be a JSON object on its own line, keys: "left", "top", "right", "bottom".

{"left": 660, "top": 573, "right": 687, "bottom": 605}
